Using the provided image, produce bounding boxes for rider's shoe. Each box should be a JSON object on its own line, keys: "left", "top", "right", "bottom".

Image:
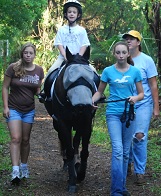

{"left": 38, "top": 92, "right": 46, "bottom": 103}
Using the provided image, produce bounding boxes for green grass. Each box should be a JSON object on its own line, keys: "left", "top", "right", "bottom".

{"left": 0, "top": 77, "right": 12, "bottom": 194}
{"left": 147, "top": 128, "right": 161, "bottom": 195}
{"left": 90, "top": 85, "right": 111, "bottom": 149}
{"left": 91, "top": 104, "right": 111, "bottom": 149}
{"left": 0, "top": 81, "right": 11, "bottom": 172}
{"left": 0, "top": 123, "right": 9, "bottom": 144}
{"left": 0, "top": 83, "right": 9, "bottom": 145}
{"left": 148, "top": 127, "right": 161, "bottom": 172}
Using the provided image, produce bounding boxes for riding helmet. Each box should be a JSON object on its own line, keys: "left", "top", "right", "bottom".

{"left": 63, "top": 0, "right": 82, "bottom": 21}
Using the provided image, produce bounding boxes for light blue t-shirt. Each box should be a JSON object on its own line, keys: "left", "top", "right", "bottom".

{"left": 132, "top": 52, "right": 158, "bottom": 106}
{"left": 101, "top": 64, "right": 142, "bottom": 114}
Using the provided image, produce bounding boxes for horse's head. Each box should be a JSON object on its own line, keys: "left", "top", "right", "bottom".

{"left": 63, "top": 47, "right": 94, "bottom": 107}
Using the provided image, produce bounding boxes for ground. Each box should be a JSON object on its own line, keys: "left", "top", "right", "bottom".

{"left": 1, "top": 99, "right": 160, "bottom": 196}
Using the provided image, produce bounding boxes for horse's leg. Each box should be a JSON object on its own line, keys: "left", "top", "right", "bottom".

{"left": 57, "top": 120, "right": 77, "bottom": 193}
{"left": 58, "top": 137, "right": 68, "bottom": 171}
{"left": 73, "top": 130, "right": 82, "bottom": 176}
{"left": 53, "top": 119, "right": 69, "bottom": 171}
{"left": 66, "top": 146, "right": 77, "bottom": 193}
{"left": 73, "top": 130, "right": 81, "bottom": 162}
{"left": 77, "top": 122, "right": 92, "bottom": 182}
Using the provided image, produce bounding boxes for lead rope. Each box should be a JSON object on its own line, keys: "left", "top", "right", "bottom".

{"left": 126, "top": 103, "right": 135, "bottom": 128}
{"left": 95, "top": 97, "right": 135, "bottom": 128}
{"left": 120, "top": 99, "right": 135, "bottom": 128}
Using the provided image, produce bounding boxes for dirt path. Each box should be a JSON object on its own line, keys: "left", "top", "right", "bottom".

{"left": 2, "top": 99, "right": 158, "bottom": 195}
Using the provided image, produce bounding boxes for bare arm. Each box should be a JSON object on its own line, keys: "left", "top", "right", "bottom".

{"left": 58, "top": 45, "right": 67, "bottom": 60}
{"left": 79, "top": 46, "right": 87, "bottom": 56}
{"left": 148, "top": 76, "right": 160, "bottom": 118}
{"left": 2, "top": 75, "right": 11, "bottom": 118}
{"left": 35, "top": 79, "right": 44, "bottom": 95}
{"left": 128, "top": 81, "right": 144, "bottom": 104}
{"left": 92, "top": 81, "right": 107, "bottom": 104}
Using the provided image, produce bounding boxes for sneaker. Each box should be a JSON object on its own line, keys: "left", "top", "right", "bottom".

{"left": 11, "top": 170, "right": 20, "bottom": 185}
{"left": 135, "top": 174, "right": 145, "bottom": 185}
{"left": 123, "top": 191, "right": 131, "bottom": 196}
{"left": 127, "top": 163, "right": 132, "bottom": 176}
{"left": 20, "top": 167, "right": 29, "bottom": 179}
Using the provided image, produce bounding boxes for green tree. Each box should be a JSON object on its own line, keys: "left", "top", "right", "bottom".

{"left": 143, "top": 1, "right": 161, "bottom": 80}
{"left": 0, "top": 0, "right": 46, "bottom": 39}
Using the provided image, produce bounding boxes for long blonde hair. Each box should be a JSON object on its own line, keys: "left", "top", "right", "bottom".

{"left": 13, "top": 43, "right": 36, "bottom": 77}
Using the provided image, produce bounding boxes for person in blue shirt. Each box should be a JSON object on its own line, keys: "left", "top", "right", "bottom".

{"left": 122, "top": 30, "right": 159, "bottom": 185}
{"left": 92, "top": 41, "right": 144, "bottom": 196}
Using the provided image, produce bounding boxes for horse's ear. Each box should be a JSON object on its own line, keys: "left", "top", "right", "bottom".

{"left": 83, "top": 46, "right": 90, "bottom": 60}
{"left": 66, "top": 47, "right": 73, "bottom": 61}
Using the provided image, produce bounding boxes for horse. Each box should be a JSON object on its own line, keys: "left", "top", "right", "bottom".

{"left": 40, "top": 47, "right": 100, "bottom": 193}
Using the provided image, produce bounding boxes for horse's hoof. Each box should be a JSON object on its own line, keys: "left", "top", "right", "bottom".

{"left": 77, "top": 170, "right": 86, "bottom": 182}
{"left": 77, "top": 162, "right": 87, "bottom": 182}
{"left": 77, "top": 175, "right": 85, "bottom": 183}
{"left": 68, "top": 185, "right": 77, "bottom": 193}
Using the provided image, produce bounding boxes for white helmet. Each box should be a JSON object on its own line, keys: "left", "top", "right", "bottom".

{"left": 63, "top": 0, "right": 82, "bottom": 21}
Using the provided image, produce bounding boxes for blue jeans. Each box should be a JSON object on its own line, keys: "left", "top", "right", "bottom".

{"left": 129, "top": 102, "right": 153, "bottom": 174}
{"left": 106, "top": 114, "right": 135, "bottom": 196}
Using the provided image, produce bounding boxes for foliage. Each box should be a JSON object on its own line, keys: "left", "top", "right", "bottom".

{"left": 83, "top": 0, "right": 145, "bottom": 39}
{"left": 147, "top": 128, "right": 161, "bottom": 195}
{"left": 0, "top": 0, "right": 47, "bottom": 40}
{"left": 0, "top": 1, "right": 161, "bottom": 194}
{"left": 0, "top": 0, "right": 47, "bottom": 69}
{"left": 0, "top": 0, "right": 160, "bottom": 71}
{"left": 81, "top": 0, "right": 154, "bottom": 68}
{"left": 30, "top": 6, "right": 60, "bottom": 73}
{"left": 92, "top": 104, "right": 111, "bottom": 150}
{"left": 0, "top": 68, "right": 10, "bottom": 174}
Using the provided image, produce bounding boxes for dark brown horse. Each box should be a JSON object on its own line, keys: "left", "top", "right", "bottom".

{"left": 40, "top": 47, "right": 100, "bottom": 193}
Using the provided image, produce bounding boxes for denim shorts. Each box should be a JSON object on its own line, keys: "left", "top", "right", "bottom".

{"left": 6, "top": 109, "right": 35, "bottom": 124}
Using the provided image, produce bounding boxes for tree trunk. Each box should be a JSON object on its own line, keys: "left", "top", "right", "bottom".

{"left": 144, "top": 2, "right": 161, "bottom": 81}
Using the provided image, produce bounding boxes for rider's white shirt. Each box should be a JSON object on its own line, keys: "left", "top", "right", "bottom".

{"left": 54, "top": 24, "right": 90, "bottom": 59}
